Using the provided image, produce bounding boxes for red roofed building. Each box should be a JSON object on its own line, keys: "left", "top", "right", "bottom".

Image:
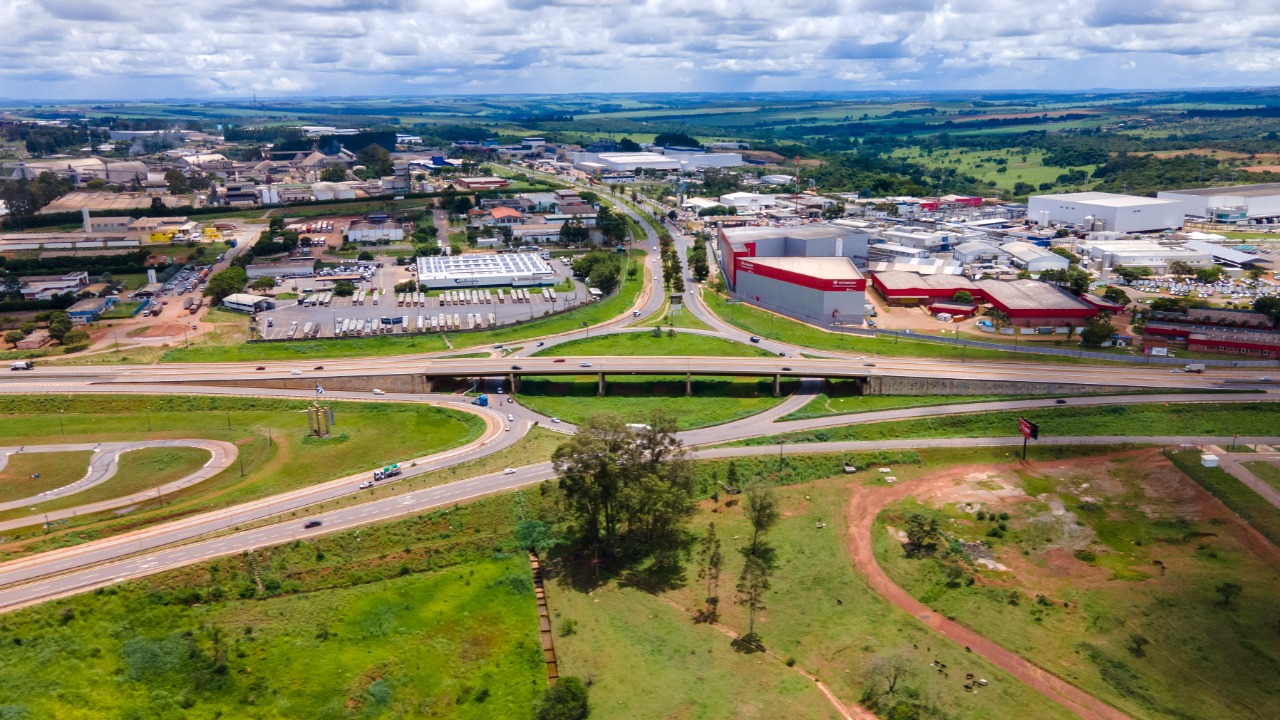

{"left": 486, "top": 206, "right": 524, "bottom": 226}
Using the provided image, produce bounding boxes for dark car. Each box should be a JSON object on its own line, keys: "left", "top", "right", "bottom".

{"left": 1055, "top": 398, "right": 1068, "bottom": 404}
{"left": 781, "top": 367, "right": 792, "bottom": 372}
{"left": 256, "top": 366, "right": 266, "bottom": 371}
{"left": 512, "top": 365, "right": 522, "bottom": 370}
{"left": 553, "top": 358, "right": 566, "bottom": 363}
{"left": 777, "top": 352, "right": 786, "bottom": 357}
{"left": 536, "top": 341, "right": 545, "bottom": 347}
{"left": 314, "top": 365, "right": 325, "bottom": 370}
{"left": 304, "top": 520, "right": 323, "bottom": 529}
{"left": 749, "top": 336, "right": 761, "bottom": 343}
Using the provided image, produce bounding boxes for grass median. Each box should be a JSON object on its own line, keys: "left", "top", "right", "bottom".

{"left": 531, "top": 331, "right": 771, "bottom": 358}
{"left": 517, "top": 375, "right": 789, "bottom": 430}
{"left": 0, "top": 451, "right": 93, "bottom": 503}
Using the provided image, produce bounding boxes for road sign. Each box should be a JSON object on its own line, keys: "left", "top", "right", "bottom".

{"left": 1018, "top": 417, "right": 1039, "bottom": 440}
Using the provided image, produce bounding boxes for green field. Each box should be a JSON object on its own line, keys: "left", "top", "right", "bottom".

{"left": 887, "top": 147, "right": 1098, "bottom": 193}
{"left": 1165, "top": 450, "right": 1280, "bottom": 547}
{"left": 0, "top": 493, "right": 545, "bottom": 720}
{"left": 634, "top": 298, "right": 714, "bottom": 330}
{"left": 874, "top": 449, "right": 1280, "bottom": 720}
{"left": 649, "top": 465, "right": 1079, "bottom": 720}
{"left": 735, "top": 401, "right": 1280, "bottom": 446}
{"left": 0, "top": 396, "right": 484, "bottom": 555}
{"left": 516, "top": 376, "right": 787, "bottom": 430}
{"left": 0, "top": 451, "right": 92, "bottom": 503}
{"left": 532, "top": 331, "right": 771, "bottom": 358}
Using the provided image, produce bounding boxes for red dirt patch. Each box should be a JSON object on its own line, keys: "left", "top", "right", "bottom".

{"left": 133, "top": 323, "right": 189, "bottom": 338}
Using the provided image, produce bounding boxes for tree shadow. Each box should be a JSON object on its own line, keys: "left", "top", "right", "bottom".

{"left": 618, "top": 559, "right": 687, "bottom": 594}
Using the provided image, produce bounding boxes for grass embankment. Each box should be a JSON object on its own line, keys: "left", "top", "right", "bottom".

{"left": 532, "top": 331, "right": 772, "bottom": 358}
{"left": 517, "top": 376, "right": 788, "bottom": 430}
{"left": 875, "top": 449, "right": 1280, "bottom": 720}
{"left": 0, "top": 451, "right": 92, "bottom": 503}
{"left": 0, "top": 494, "right": 545, "bottom": 720}
{"left": 636, "top": 303, "right": 713, "bottom": 330}
{"left": 519, "top": 330, "right": 786, "bottom": 429}
{"left": 67, "top": 446, "right": 212, "bottom": 509}
{"left": 0, "top": 396, "right": 484, "bottom": 556}
{"left": 734, "top": 402, "right": 1280, "bottom": 446}
{"left": 161, "top": 251, "right": 647, "bottom": 362}
{"left": 704, "top": 289, "right": 1102, "bottom": 363}
{"left": 1244, "top": 460, "right": 1280, "bottom": 492}
{"left": 782, "top": 392, "right": 1045, "bottom": 420}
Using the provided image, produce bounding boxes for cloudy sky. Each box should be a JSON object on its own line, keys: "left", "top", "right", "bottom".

{"left": 2, "top": 0, "right": 1278, "bottom": 99}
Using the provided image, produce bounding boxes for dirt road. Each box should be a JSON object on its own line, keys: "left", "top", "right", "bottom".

{"left": 844, "top": 469, "right": 1131, "bottom": 720}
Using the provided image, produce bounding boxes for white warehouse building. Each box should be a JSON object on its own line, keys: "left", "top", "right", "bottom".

{"left": 1157, "top": 182, "right": 1280, "bottom": 222}
{"left": 1027, "top": 192, "right": 1186, "bottom": 233}
{"left": 416, "top": 253, "right": 556, "bottom": 289}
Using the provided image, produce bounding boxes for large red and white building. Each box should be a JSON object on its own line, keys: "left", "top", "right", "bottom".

{"left": 870, "top": 271, "right": 1101, "bottom": 326}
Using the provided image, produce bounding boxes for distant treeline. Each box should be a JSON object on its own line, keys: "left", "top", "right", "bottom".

{"left": 1184, "top": 107, "right": 1280, "bottom": 119}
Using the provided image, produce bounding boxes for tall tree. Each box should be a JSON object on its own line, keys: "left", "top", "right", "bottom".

{"left": 535, "top": 675, "right": 590, "bottom": 720}
{"left": 164, "top": 169, "right": 190, "bottom": 195}
{"left": 736, "top": 554, "right": 770, "bottom": 643}
{"left": 203, "top": 267, "right": 248, "bottom": 303}
{"left": 744, "top": 483, "right": 780, "bottom": 558}
{"left": 695, "top": 522, "right": 723, "bottom": 622}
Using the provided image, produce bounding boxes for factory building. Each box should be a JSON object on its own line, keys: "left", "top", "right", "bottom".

{"left": 416, "top": 253, "right": 555, "bottom": 289}
{"left": 1027, "top": 192, "right": 1186, "bottom": 233}
{"left": 1158, "top": 182, "right": 1280, "bottom": 222}
{"left": 570, "top": 152, "right": 681, "bottom": 174}
{"left": 871, "top": 273, "right": 1099, "bottom": 326}
{"left": 1000, "top": 241, "right": 1071, "bottom": 273}
{"left": 716, "top": 224, "right": 870, "bottom": 290}
{"left": 1077, "top": 239, "right": 1213, "bottom": 273}
{"left": 735, "top": 257, "right": 866, "bottom": 325}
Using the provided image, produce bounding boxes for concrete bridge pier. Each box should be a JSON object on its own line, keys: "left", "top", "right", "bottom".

{"left": 685, "top": 372, "right": 692, "bottom": 397}
{"left": 509, "top": 373, "right": 521, "bottom": 393}
{"left": 772, "top": 374, "right": 781, "bottom": 397}
{"left": 598, "top": 373, "right": 607, "bottom": 397}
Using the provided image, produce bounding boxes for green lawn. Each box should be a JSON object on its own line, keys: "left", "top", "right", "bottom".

{"left": 0, "top": 494, "right": 545, "bottom": 720}
{"left": 735, "top": 401, "right": 1280, "bottom": 447}
{"left": 532, "top": 332, "right": 771, "bottom": 358}
{"left": 0, "top": 451, "right": 92, "bottom": 503}
{"left": 1243, "top": 460, "right": 1280, "bottom": 493}
{"left": 874, "top": 450, "right": 1280, "bottom": 720}
{"left": 634, "top": 299, "right": 714, "bottom": 330}
{"left": 0, "top": 395, "right": 484, "bottom": 555}
{"left": 548, "top": 577, "right": 843, "bottom": 720}
{"left": 99, "top": 301, "right": 143, "bottom": 319}
{"left": 516, "top": 376, "right": 787, "bottom": 430}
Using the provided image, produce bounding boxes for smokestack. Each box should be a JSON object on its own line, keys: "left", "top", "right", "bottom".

{"left": 82, "top": 207, "right": 91, "bottom": 233}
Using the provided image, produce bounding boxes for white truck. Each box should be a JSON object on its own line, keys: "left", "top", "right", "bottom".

{"left": 9, "top": 361, "right": 33, "bottom": 371}
{"left": 1184, "top": 363, "right": 1206, "bottom": 374}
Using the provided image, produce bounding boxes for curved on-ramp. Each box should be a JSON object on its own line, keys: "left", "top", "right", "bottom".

{"left": 0, "top": 440, "right": 236, "bottom": 523}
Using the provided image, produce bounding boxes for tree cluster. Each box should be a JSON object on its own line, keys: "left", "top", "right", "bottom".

{"left": 550, "top": 412, "right": 694, "bottom": 561}
{"left": 571, "top": 250, "right": 622, "bottom": 295}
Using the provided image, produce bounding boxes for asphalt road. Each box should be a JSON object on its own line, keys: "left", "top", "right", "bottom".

{"left": 4, "top": 432, "right": 1277, "bottom": 614}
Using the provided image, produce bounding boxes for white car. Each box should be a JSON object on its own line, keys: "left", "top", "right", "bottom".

{"left": 507, "top": 414, "right": 514, "bottom": 421}
{"left": 579, "top": 362, "right": 592, "bottom": 367}
{"left": 551, "top": 417, "right": 561, "bottom": 424}
{"left": 291, "top": 370, "right": 302, "bottom": 375}
{"left": 372, "top": 389, "right": 385, "bottom": 395}
{"left": 503, "top": 468, "right": 517, "bottom": 475}
{"left": 358, "top": 481, "right": 373, "bottom": 489}
{"left": 505, "top": 425, "right": 511, "bottom": 432}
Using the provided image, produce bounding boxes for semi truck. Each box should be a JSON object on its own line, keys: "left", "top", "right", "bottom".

{"left": 372, "top": 464, "right": 402, "bottom": 481}
{"left": 472, "top": 394, "right": 489, "bottom": 407}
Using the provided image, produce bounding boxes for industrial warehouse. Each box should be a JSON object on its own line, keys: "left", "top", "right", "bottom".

{"left": 1158, "top": 182, "right": 1280, "bottom": 223}
{"left": 415, "top": 252, "right": 556, "bottom": 289}
{"left": 1027, "top": 191, "right": 1187, "bottom": 233}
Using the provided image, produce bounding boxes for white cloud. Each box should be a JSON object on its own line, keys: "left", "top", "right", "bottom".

{"left": 0, "top": 0, "right": 1278, "bottom": 98}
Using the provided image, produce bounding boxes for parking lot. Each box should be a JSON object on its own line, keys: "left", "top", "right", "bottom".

{"left": 256, "top": 257, "right": 590, "bottom": 339}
